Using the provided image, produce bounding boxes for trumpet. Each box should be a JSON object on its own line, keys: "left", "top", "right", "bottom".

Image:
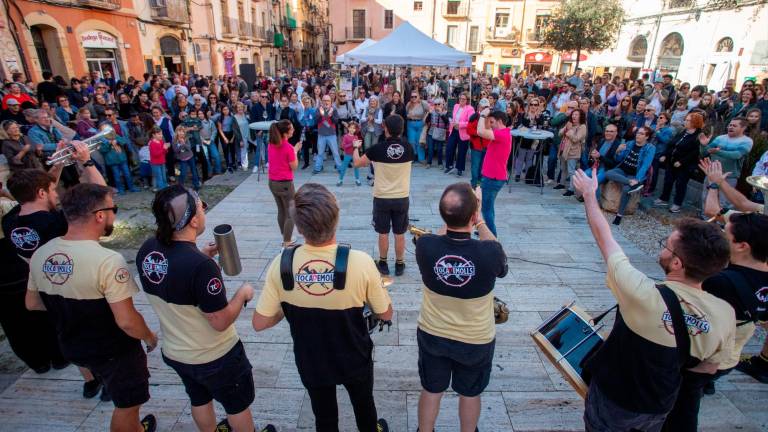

{"left": 46, "top": 125, "right": 116, "bottom": 166}
{"left": 746, "top": 175, "right": 768, "bottom": 215}
{"left": 408, "top": 224, "right": 431, "bottom": 245}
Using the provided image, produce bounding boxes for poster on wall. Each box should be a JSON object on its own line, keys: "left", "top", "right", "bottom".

{"left": 223, "top": 50, "right": 235, "bottom": 76}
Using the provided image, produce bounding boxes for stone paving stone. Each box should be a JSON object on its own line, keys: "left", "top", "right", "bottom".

{"left": 1, "top": 166, "right": 764, "bottom": 431}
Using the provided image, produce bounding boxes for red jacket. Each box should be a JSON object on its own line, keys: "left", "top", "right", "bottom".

{"left": 467, "top": 114, "right": 491, "bottom": 151}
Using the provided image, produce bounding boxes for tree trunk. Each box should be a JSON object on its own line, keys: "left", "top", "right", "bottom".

{"left": 575, "top": 46, "right": 581, "bottom": 70}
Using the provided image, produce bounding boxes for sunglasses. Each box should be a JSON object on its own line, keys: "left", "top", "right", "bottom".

{"left": 92, "top": 205, "right": 119, "bottom": 215}
{"left": 644, "top": 109, "right": 654, "bottom": 112}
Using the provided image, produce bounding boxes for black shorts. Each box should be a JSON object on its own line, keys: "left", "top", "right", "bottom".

{"left": 372, "top": 197, "right": 409, "bottom": 235}
{"left": 86, "top": 342, "right": 150, "bottom": 409}
{"left": 162, "top": 340, "right": 254, "bottom": 415}
{"left": 417, "top": 328, "right": 494, "bottom": 397}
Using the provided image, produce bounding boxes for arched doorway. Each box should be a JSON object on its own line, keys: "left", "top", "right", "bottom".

{"left": 30, "top": 25, "right": 67, "bottom": 78}
{"left": 81, "top": 30, "right": 122, "bottom": 80}
{"left": 253, "top": 53, "right": 261, "bottom": 74}
{"left": 159, "top": 36, "right": 185, "bottom": 74}
{"left": 656, "top": 32, "right": 684, "bottom": 74}
{"left": 715, "top": 37, "right": 734, "bottom": 53}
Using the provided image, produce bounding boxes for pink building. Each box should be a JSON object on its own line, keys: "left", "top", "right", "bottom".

{"left": 329, "top": 0, "right": 411, "bottom": 59}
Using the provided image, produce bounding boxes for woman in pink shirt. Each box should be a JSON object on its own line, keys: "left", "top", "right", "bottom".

{"left": 268, "top": 119, "right": 303, "bottom": 246}
{"left": 445, "top": 92, "right": 475, "bottom": 176}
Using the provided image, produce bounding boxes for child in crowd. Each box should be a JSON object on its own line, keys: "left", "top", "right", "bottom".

{"left": 337, "top": 121, "right": 361, "bottom": 186}
{"left": 138, "top": 142, "right": 152, "bottom": 189}
{"left": 173, "top": 126, "right": 201, "bottom": 190}
{"left": 148, "top": 126, "right": 169, "bottom": 191}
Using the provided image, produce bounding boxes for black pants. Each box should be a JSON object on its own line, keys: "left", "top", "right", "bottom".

{"left": 661, "top": 370, "right": 717, "bottom": 432}
{"left": 0, "top": 284, "right": 66, "bottom": 370}
{"left": 306, "top": 366, "right": 378, "bottom": 432}
{"left": 302, "top": 129, "right": 317, "bottom": 166}
{"left": 193, "top": 146, "right": 209, "bottom": 181}
{"left": 659, "top": 167, "right": 690, "bottom": 206}
{"left": 165, "top": 147, "right": 177, "bottom": 178}
{"left": 221, "top": 131, "right": 237, "bottom": 169}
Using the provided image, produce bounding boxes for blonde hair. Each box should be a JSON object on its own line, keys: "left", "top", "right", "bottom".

{"left": 173, "top": 125, "right": 187, "bottom": 143}
{"left": 234, "top": 102, "right": 246, "bottom": 113}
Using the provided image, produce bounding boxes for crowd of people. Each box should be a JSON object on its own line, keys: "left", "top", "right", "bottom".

{"left": 0, "top": 64, "right": 767, "bottom": 432}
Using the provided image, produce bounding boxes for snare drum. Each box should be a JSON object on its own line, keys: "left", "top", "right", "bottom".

{"left": 531, "top": 303, "right": 605, "bottom": 398}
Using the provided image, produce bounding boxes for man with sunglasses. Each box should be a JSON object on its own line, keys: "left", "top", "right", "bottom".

{"left": 572, "top": 168, "right": 736, "bottom": 432}
{"left": 26, "top": 181, "right": 158, "bottom": 432}
{"left": 136, "top": 185, "right": 274, "bottom": 432}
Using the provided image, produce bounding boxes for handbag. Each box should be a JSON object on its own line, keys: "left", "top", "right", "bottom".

{"left": 431, "top": 125, "right": 447, "bottom": 141}
{"left": 419, "top": 124, "right": 428, "bottom": 147}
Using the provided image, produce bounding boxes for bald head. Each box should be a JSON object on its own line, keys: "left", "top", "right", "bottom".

{"left": 439, "top": 183, "right": 478, "bottom": 229}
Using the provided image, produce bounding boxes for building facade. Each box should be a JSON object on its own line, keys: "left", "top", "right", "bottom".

{"left": 135, "top": 0, "right": 193, "bottom": 75}
{"left": 582, "top": 0, "right": 768, "bottom": 87}
{"left": 329, "top": 0, "right": 563, "bottom": 76}
{"left": 7, "top": 0, "right": 145, "bottom": 82}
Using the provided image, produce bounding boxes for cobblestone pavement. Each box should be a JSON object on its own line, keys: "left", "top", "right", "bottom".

{"left": 1, "top": 165, "right": 766, "bottom": 431}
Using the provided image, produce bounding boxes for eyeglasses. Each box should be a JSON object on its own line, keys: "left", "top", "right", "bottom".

{"left": 530, "top": 103, "right": 539, "bottom": 106}
{"left": 657, "top": 238, "right": 683, "bottom": 264}
{"left": 644, "top": 109, "right": 654, "bottom": 112}
{"left": 411, "top": 95, "right": 418, "bottom": 99}
{"left": 105, "top": 113, "right": 114, "bottom": 117}
{"left": 92, "top": 205, "right": 119, "bottom": 215}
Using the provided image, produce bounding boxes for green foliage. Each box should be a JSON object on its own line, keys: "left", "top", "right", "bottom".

{"left": 541, "top": 0, "right": 625, "bottom": 59}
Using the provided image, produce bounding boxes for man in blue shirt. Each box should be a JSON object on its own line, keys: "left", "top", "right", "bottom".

{"left": 27, "top": 110, "right": 63, "bottom": 155}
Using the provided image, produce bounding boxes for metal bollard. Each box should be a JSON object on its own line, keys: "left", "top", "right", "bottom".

{"left": 213, "top": 224, "right": 242, "bottom": 276}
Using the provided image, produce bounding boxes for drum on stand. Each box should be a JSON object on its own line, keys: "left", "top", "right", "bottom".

{"left": 531, "top": 302, "right": 605, "bottom": 398}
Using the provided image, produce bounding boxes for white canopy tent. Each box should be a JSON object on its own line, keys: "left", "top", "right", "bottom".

{"left": 346, "top": 22, "right": 473, "bottom": 97}
{"left": 335, "top": 38, "right": 377, "bottom": 65}
{"left": 346, "top": 22, "right": 471, "bottom": 67}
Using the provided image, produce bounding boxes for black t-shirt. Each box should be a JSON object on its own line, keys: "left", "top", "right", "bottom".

{"left": 704, "top": 264, "right": 768, "bottom": 322}
{"left": 1, "top": 206, "right": 68, "bottom": 274}
{"left": 136, "top": 238, "right": 227, "bottom": 313}
{"left": 37, "top": 81, "right": 62, "bottom": 104}
{"left": 618, "top": 145, "right": 642, "bottom": 176}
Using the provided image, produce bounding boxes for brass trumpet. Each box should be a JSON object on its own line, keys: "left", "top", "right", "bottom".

{"left": 46, "top": 125, "right": 116, "bottom": 166}
{"left": 408, "top": 224, "right": 431, "bottom": 245}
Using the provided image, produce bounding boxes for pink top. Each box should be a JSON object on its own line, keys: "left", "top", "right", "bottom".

{"left": 268, "top": 139, "right": 296, "bottom": 181}
{"left": 481, "top": 128, "right": 512, "bottom": 181}
{"left": 341, "top": 134, "right": 356, "bottom": 155}
{"left": 148, "top": 139, "right": 167, "bottom": 165}
{"left": 449, "top": 103, "right": 475, "bottom": 141}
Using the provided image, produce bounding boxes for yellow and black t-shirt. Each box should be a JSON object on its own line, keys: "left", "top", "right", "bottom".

{"left": 28, "top": 238, "right": 141, "bottom": 365}
{"left": 256, "top": 244, "right": 392, "bottom": 387}
{"left": 364, "top": 137, "right": 414, "bottom": 199}
{"left": 415, "top": 232, "right": 508, "bottom": 344}
{"left": 136, "top": 238, "right": 239, "bottom": 365}
{"left": 587, "top": 252, "right": 736, "bottom": 414}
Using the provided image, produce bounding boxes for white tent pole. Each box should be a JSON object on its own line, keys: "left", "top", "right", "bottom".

{"left": 469, "top": 66, "right": 472, "bottom": 102}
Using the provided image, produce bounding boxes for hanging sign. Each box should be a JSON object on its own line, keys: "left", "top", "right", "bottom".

{"left": 81, "top": 31, "right": 118, "bottom": 49}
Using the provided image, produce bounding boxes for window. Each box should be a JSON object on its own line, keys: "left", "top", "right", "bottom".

{"left": 352, "top": 9, "right": 366, "bottom": 39}
{"left": 446, "top": 25, "right": 458, "bottom": 47}
{"left": 384, "top": 10, "right": 393, "bottom": 29}
{"left": 468, "top": 26, "right": 479, "bottom": 51}
{"left": 221, "top": 0, "right": 230, "bottom": 33}
{"left": 414, "top": 1, "right": 423, "bottom": 11}
{"left": 667, "top": 0, "right": 694, "bottom": 9}
{"left": 533, "top": 14, "right": 549, "bottom": 40}
{"left": 447, "top": 0, "right": 460, "bottom": 14}
{"left": 495, "top": 9, "right": 510, "bottom": 28}
{"left": 628, "top": 36, "right": 648, "bottom": 61}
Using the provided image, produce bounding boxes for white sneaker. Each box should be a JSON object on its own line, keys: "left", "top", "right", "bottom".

{"left": 669, "top": 205, "right": 681, "bottom": 213}
{"left": 252, "top": 166, "right": 259, "bottom": 173}
{"left": 654, "top": 199, "right": 669, "bottom": 207}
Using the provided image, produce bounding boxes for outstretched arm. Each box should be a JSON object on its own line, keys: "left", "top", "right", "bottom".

{"left": 701, "top": 158, "right": 762, "bottom": 213}
{"left": 573, "top": 169, "right": 622, "bottom": 261}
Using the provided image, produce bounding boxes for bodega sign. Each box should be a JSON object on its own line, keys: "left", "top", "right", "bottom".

{"left": 81, "top": 31, "right": 118, "bottom": 49}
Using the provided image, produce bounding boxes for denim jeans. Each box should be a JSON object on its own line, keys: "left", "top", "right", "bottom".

{"left": 314, "top": 134, "right": 342, "bottom": 172}
{"left": 514, "top": 148, "right": 536, "bottom": 177}
{"left": 338, "top": 154, "right": 360, "bottom": 182}
{"left": 252, "top": 132, "right": 268, "bottom": 167}
{"left": 109, "top": 162, "right": 135, "bottom": 193}
{"left": 470, "top": 149, "right": 485, "bottom": 188}
{"left": 583, "top": 166, "right": 606, "bottom": 198}
{"left": 427, "top": 136, "right": 444, "bottom": 166}
{"left": 445, "top": 129, "right": 460, "bottom": 169}
{"left": 407, "top": 119, "right": 425, "bottom": 162}
{"left": 566, "top": 159, "right": 578, "bottom": 191}
{"left": 151, "top": 163, "right": 168, "bottom": 189}
{"left": 178, "top": 158, "right": 200, "bottom": 189}
{"left": 481, "top": 177, "right": 505, "bottom": 236}
{"left": 206, "top": 143, "right": 223, "bottom": 174}
{"left": 547, "top": 141, "right": 559, "bottom": 181}
{"left": 605, "top": 167, "right": 636, "bottom": 215}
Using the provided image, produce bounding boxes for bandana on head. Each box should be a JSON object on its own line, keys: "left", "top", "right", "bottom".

{"left": 168, "top": 189, "right": 201, "bottom": 231}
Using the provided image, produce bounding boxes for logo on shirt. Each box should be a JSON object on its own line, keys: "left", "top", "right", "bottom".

{"left": 10, "top": 227, "right": 40, "bottom": 251}
{"left": 42, "top": 253, "right": 73, "bottom": 285}
{"left": 433, "top": 255, "right": 476, "bottom": 287}
{"left": 386, "top": 143, "right": 405, "bottom": 160}
{"left": 295, "top": 259, "right": 335, "bottom": 296}
{"left": 207, "top": 277, "right": 223, "bottom": 295}
{"left": 115, "top": 268, "right": 130, "bottom": 284}
{"left": 756, "top": 286, "right": 768, "bottom": 303}
{"left": 141, "top": 251, "right": 168, "bottom": 284}
{"left": 661, "top": 299, "right": 710, "bottom": 336}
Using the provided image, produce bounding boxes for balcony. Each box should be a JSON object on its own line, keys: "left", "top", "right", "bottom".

{"left": 526, "top": 29, "right": 544, "bottom": 43}
{"left": 222, "top": 16, "right": 237, "bottom": 37}
{"left": 266, "top": 28, "right": 275, "bottom": 44}
{"left": 441, "top": 1, "right": 468, "bottom": 19}
{"left": 241, "top": 21, "right": 253, "bottom": 38}
{"left": 149, "top": 0, "right": 189, "bottom": 24}
{"left": 77, "top": 0, "right": 120, "bottom": 10}
{"left": 486, "top": 26, "right": 520, "bottom": 44}
{"left": 252, "top": 25, "right": 265, "bottom": 40}
{"left": 345, "top": 26, "right": 371, "bottom": 41}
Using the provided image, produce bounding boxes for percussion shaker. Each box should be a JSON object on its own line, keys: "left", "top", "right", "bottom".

{"left": 213, "top": 224, "right": 242, "bottom": 276}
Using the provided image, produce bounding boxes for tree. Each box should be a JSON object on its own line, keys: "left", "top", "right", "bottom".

{"left": 540, "top": 0, "right": 625, "bottom": 70}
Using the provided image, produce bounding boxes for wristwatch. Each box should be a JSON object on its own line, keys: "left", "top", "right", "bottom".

{"left": 707, "top": 182, "right": 719, "bottom": 190}
{"left": 82, "top": 160, "right": 95, "bottom": 168}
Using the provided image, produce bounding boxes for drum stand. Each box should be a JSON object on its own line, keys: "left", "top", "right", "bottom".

{"left": 256, "top": 137, "right": 266, "bottom": 182}
{"left": 507, "top": 139, "right": 545, "bottom": 196}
